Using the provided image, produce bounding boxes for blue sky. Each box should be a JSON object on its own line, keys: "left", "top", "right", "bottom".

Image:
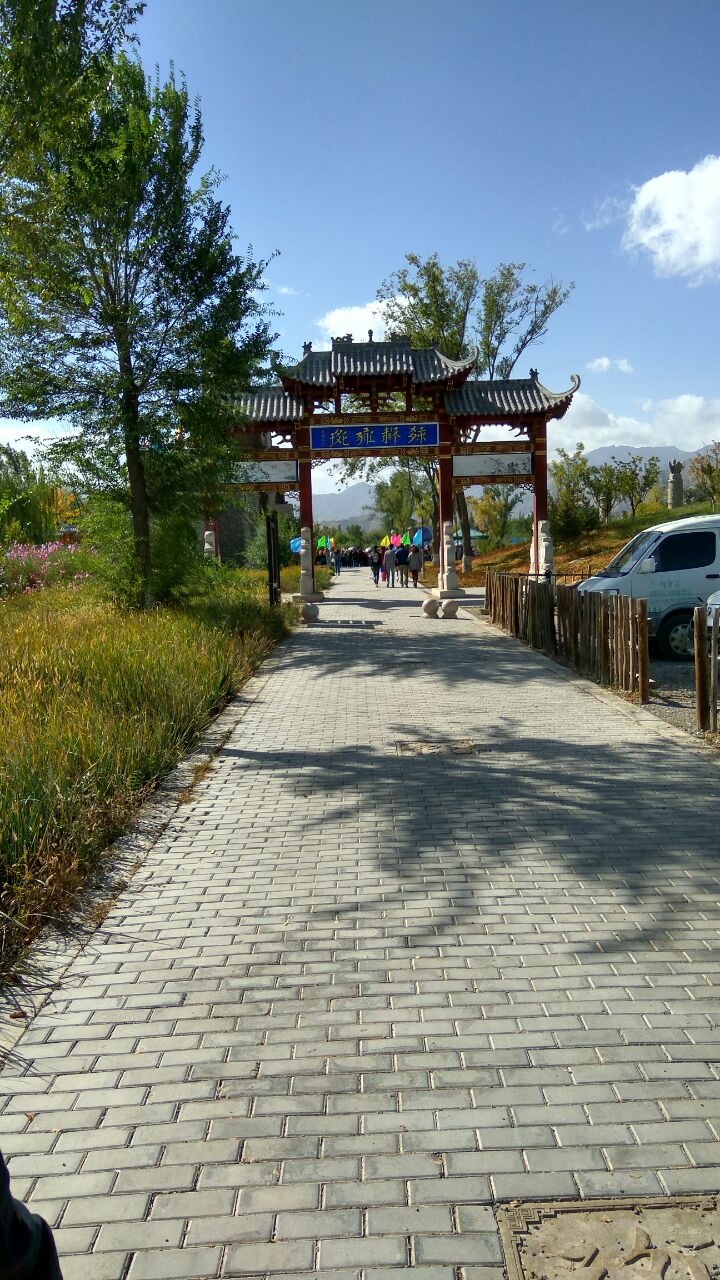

{"left": 4, "top": 0, "right": 720, "bottom": 490}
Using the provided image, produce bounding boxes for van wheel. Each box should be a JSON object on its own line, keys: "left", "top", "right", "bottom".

{"left": 657, "top": 611, "right": 694, "bottom": 661}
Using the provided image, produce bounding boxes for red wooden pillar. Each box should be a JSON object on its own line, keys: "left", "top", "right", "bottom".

{"left": 438, "top": 414, "right": 453, "bottom": 583}
{"left": 299, "top": 459, "right": 313, "bottom": 530}
{"left": 532, "top": 420, "right": 548, "bottom": 576}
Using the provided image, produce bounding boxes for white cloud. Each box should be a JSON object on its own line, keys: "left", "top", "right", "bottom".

{"left": 552, "top": 391, "right": 720, "bottom": 455}
{"left": 314, "top": 299, "right": 396, "bottom": 346}
{"left": 586, "top": 356, "right": 634, "bottom": 374}
{"left": 623, "top": 154, "right": 720, "bottom": 283}
{"left": 583, "top": 194, "right": 628, "bottom": 232}
{"left": 277, "top": 285, "right": 300, "bottom": 296}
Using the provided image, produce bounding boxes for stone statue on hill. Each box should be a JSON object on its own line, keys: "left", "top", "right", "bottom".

{"left": 667, "top": 459, "right": 684, "bottom": 509}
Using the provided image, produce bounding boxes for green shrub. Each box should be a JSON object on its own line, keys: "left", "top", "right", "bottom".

{"left": 78, "top": 498, "right": 141, "bottom": 607}
{"left": 243, "top": 511, "right": 299, "bottom": 570}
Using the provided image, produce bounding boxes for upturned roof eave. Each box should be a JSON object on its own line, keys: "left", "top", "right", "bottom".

{"left": 278, "top": 342, "right": 479, "bottom": 393}
{"left": 444, "top": 374, "right": 581, "bottom": 422}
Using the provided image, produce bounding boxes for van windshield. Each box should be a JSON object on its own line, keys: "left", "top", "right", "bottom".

{"left": 600, "top": 531, "right": 659, "bottom": 576}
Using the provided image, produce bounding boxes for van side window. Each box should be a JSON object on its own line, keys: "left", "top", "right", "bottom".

{"left": 654, "top": 531, "right": 716, "bottom": 572}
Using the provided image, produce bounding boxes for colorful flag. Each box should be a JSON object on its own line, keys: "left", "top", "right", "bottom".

{"left": 401, "top": 533, "right": 411, "bottom": 545}
{"left": 380, "top": 534, "right": 390, "bottom": 547}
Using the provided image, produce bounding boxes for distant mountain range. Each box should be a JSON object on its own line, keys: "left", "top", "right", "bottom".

{"left": 584, "top": 444, "right": 696, "bottom": 468}
{"left": 308, "top": 446, "right": 704, "bottom": 527}
{"left": 311, "top": 481, "right": 378, "bottom": 528}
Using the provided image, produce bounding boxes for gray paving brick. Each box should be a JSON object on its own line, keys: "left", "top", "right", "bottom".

{"left": 319, "top": 1236, "right": 407, "bottom": 1269}
{"left": 239, "top": 1184, "right": 320, "bottom": 1213}
{"left": 51, "top": 1225, "right": 98, "bottom": 1254}
{"left": 281, "top": 1157, "right": 359, "bottom": 1183}
{"left": 456, "top": 1205, "right": 497, "bottom": 1232}
{"left": 574, "top": 1169, "right": 665, "bottom": 1197}
{"left": 415, "top": 1235, "right": 503, "bottom": 1265}
{"left": 682, "top": 1140, "right": 720, "bottom": 1165}
{"left": 226, "top": 1240, "right": 315, "bottom": 1273}
{"left": 5, "top": 1151, "right": 83, "bottom": 1177}
{"left": 603, "top": 1142, "right": 690, "bottom": 1169}
{"left": 409, "top": 1175, "right": 493, "bottom": 1203}
{"left": 84, "top": 1145, "right": 163, "bottom": 1173}
{"left": 33, "top": 1170, "right": 115, "bottom": 1200}
{"left": 184, "top": 1210, "right": 275, "bottom": 1245}
{"left": 60, "top": 1253, "right": 128, "bottom": 1280}
{"left": 491, "top": 1171, "right": 577, "bottom": 1201}
{"left": 369, "top": 1205, "right": 453, "bottom": 1234}
{"left": 275, "top": 1208, "right": 361, "bottom": 1238}
{"left": 95, "top": 1219, "right": 184, "bottom": 1251}
{"left": 324, "top": 1179, "right": 406, "bottom": 1208}
{"left": 150, "top": 1188, "right": 235, "bottom": 1218}
{"left": 63, "top": 1192, "right": 149, "bottom": 1226}
{"left": 128, "top": 1246, "right": 223, "bottom": 1278}
{"left": 524, "top": 1146, "right": 607, "bottom": 1172}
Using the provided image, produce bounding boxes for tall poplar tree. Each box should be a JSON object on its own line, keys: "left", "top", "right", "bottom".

{"left": 0, "top": 15, "right": 275, "bottom": 604}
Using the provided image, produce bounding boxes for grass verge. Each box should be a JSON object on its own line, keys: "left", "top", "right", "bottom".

{"left": 0, "top": 577, "right": 297, "bottom": 978}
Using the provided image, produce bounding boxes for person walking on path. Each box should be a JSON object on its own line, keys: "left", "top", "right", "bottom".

{"left": 369, "top": 546, "right": 381, "bottom": 586}
{"left": 395, "top": 542, "right": 409, "bottom": 586}
{"left": 332, "top": 546, "right": 342, "bottom": 575}
{"left": 407, "top": 544, "right": 422, "bottom": 587}
{"left": 383, "top": 544, "right": 396, "bottom": 587}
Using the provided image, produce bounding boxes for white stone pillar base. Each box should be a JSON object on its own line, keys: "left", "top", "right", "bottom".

{"left": 432, "top": 520, "right": 465, "bottom": 597}
{"left": 293, "top": 525, "right": 324, "bottom": 601}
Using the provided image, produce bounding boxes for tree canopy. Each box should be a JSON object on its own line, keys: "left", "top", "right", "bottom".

{"left": 0, "top": 43, "right": 276, "bottom": 602}
{"left": 365, "top": 252, "right": 573, "bottom": 560}
{"left": 378, "top": 252, "right": 573, "bottom": 375}
{"left": 0, "top": 0, "right": 144, "bottom": 172}
{"left": 689, "top": 444, "right": 720, "bottom": 512}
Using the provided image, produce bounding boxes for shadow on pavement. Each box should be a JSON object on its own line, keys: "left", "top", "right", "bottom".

{"left": 221, "top": 595, "right": 719, "bottom": 961}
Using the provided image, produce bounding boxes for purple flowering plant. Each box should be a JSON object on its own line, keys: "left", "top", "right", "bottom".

{"left": 0, "top": 541, "right": 94, "bottom": 598}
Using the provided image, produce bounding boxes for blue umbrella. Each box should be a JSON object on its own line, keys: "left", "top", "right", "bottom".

{"left": 289, "top": 536, "right": 302, "bottom": 554}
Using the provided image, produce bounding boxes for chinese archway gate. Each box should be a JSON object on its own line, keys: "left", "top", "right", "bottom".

{"left": 229, "top": 334, "right": 579, "bottom": 599}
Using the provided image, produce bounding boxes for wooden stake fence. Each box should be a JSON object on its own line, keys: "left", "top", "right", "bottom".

{"left": 694, "top": 605, "right": 719, "bottom": 732}
{"left": 485, "top": 571, "right": 650, "bottom": 703}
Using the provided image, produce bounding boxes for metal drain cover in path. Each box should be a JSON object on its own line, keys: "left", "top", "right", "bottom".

{"left": 497, "top": 1195, "right": 720, "bottom": 1280}
{"left": 396, "top": 738, "right": 476, "bottom": 756}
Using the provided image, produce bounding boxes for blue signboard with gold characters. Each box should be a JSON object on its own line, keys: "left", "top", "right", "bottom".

{"left": 310, "top": 422, "right": 439, "bottom": 451}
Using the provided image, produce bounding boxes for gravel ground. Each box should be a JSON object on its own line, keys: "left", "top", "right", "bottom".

{"left": 647, "top": 657, "right": 701, "bottom": 735}
{"left": 647, "top": 653, "right": 720, "bottom": 743}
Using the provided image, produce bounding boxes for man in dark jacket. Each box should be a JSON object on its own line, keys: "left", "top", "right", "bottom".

{"left": 395, "top": 543, "right": 409, "bottom": 586}
{"left": 0, "top": 1152, "right": 63, "bottom": 1278}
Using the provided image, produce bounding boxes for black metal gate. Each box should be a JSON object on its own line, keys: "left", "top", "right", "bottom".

{"left": 265, "top": 510, "right": 281, "bottom": 607}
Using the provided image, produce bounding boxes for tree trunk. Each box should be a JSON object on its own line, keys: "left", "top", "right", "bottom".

{"left": 117, "top": 338, "right": 151, "bottom": 606}
{"left": 124, "top": 431, "right": 151, "bottom": 606}
{"left": 431, "top": 490, "right": 440, "bottom": 564}
{"left": 456, "top": 487, "right": 473, "bottom": 573}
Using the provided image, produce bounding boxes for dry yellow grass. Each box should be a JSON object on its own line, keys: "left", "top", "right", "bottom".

{"left": 0, "top": 579, "right": 297, "bottom": 975}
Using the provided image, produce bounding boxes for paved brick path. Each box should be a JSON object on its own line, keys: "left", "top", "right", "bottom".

{"left": 2, "top": 568, "right": 720, "bottom": 1278}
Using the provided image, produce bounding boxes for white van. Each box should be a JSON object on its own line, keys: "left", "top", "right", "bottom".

{"left": 578, "top": 514, "right": 720, "bottom": 659}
